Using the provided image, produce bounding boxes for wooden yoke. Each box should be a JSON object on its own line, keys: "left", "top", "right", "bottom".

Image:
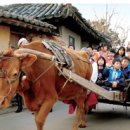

{"left": 15, "top": 48, "right": 56, "bottom": 61}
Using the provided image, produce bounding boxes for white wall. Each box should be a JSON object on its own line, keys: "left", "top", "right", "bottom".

{"left": 60, "top": 26, "right": 82, "bottom": 50}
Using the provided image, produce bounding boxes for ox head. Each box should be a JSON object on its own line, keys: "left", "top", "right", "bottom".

{"left": 0, "top": 49, "right": 37, "bottom": 108}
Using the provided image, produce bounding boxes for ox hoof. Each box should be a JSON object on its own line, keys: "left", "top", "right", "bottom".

{"left": 78, "top": 124, "right": 87, "bottom": 128}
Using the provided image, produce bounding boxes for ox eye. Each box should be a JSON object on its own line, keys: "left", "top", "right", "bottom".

{"left": 12, "top": 73, "right": 18, "bottom": 78}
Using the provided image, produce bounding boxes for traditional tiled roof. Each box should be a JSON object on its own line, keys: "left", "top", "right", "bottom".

{"left": 1, "top": 3, "right": 111, "bottom": 43}
{"left": 0, "top": 6, "right": 57, "bottom": 34}
{"left": 4, "top": 4, "right": 76, "bottom": 20}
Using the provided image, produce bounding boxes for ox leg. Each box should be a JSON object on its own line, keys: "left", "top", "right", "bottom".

{"left": 79, "top": 107, "right": 87, "bottom": 128}
{"left": 79, "top": 97, "right": 87, "bottom": 128}
{"left": 35, "top": 98, "right": 57, "bottom": 130}
{"left": 73, "top": 107, "right": 80, "bottom": 130}
{"left": 75, "top": 97, "right": 87, "bottom": 129}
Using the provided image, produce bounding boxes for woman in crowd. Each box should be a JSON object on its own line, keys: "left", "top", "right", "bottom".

{"left": 115, "top": 46, "right": 125, "bottom": 61}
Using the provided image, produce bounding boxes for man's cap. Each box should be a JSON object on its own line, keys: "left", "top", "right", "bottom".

{"left": 17, "top": 38, "right": 28, "bottom": 47}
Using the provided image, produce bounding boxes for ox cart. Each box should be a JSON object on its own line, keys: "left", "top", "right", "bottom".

{"left": 63, "top": 68, "right": 130, "bottom": 107}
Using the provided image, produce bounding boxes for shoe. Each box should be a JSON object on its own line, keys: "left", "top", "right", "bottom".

{"left": 15, "top": 109, "right": 22, "bottom": 113}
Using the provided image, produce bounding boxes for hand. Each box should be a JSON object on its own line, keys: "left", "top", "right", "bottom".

{"left": 112, "top": 82, "right": 118, "bottom": 88}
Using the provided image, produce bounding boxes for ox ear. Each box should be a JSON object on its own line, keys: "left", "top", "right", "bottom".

{"left": 21, "top": 54, "right": 37, "bottom": 69}
{"left": 3, "top": 48, "right": 14, "bottom": 56}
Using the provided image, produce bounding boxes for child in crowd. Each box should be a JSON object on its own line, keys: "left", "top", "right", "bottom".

{"left": 96, "top": 56, "right": 107, "bottom": 86}
{"left": 98, "top": 42, "right": 109, "bottom": 62}
{"left": 107, "top": 48, "right": 116, "bottom": 67}
{"left": 103, "top": 58, "right": 125, "bottom": 91}
{"left": 93, "top": 42, "right": 108, "bottom": 62}
{"left": 121, "top": 56, "right": 130, "bottom": 79}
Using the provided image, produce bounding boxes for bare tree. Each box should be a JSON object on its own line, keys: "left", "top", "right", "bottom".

{"left": 90, "top": 5, "right": 130, "bottom": 48}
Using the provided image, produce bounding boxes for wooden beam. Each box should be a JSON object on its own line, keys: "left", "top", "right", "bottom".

{"left": 62, "top": 68, "right": 124, "bottom": 101}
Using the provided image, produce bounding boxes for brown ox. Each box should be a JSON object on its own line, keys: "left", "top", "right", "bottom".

{"left": 0, "top": 40, "right": 92, "bottom": 130}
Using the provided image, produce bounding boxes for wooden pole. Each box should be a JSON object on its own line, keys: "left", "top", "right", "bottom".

{"left": 63, "top": 68, "right": 124, "bottom": 101}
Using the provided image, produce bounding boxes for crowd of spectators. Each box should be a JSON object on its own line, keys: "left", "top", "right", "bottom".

{"left": 82, "top": 42, "right": 130, "bottom": 91}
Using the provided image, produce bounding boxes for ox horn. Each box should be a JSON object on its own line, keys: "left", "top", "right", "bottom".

{"left": 14, "top": 48, "right": 56, "bottom": 61}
